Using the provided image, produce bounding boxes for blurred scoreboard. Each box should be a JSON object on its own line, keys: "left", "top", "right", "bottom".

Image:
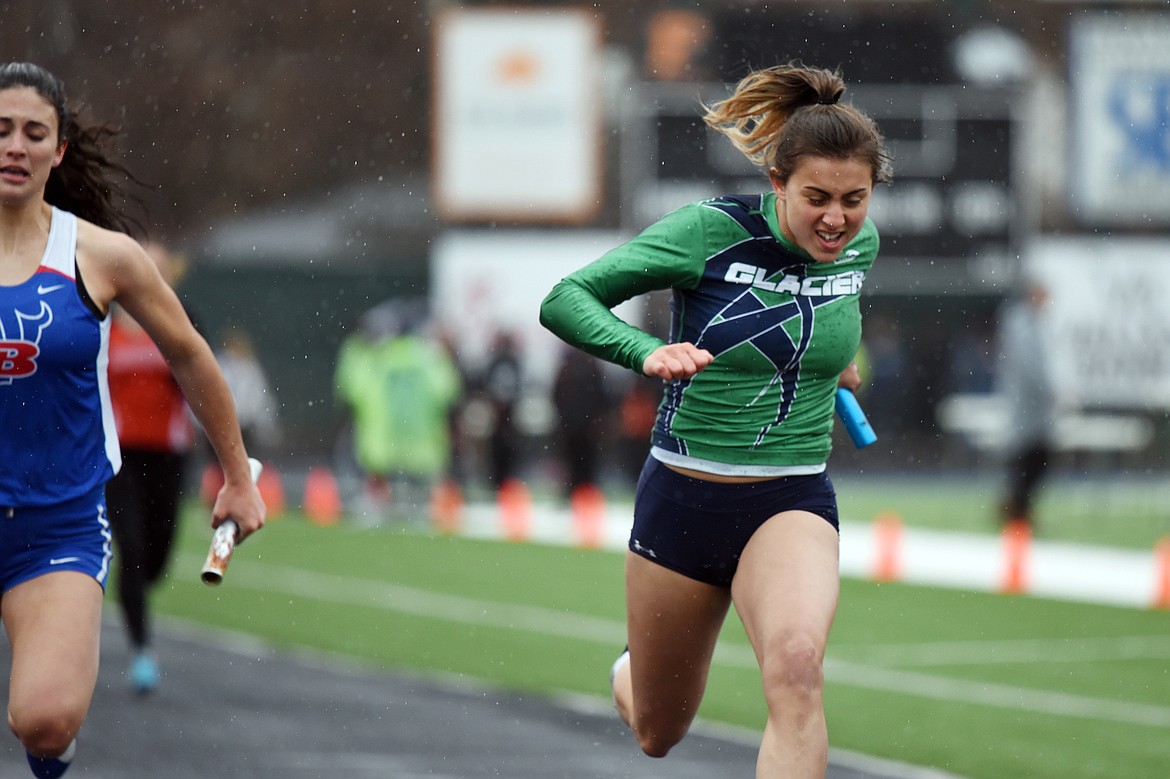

{"left": 629, "top": 83, "right": 1021, "bottom": 296}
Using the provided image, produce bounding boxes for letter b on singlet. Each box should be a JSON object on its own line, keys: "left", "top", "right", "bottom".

{"left": 0, "top": 341, "right": 38, "bottom": 383}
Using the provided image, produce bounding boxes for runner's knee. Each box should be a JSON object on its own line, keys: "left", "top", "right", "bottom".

{"left": 759, "top": 633, "right": 825, "bottom": 710}
{"left": 633, "top": 718, "right": 689, "bottom": 758}
{"left": 11, "top": 707, "right": 79, "bottom": 758}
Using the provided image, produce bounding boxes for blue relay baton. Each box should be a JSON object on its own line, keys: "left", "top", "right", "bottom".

{"left": 835, "top": 388, "right": 877, "bottom": 448}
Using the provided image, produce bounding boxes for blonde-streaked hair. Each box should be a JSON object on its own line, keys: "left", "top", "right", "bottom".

{"left": 703, "top": 62, "right": 892, "bottom": 185}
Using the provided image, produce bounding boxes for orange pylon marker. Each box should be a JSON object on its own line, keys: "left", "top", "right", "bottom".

{"left": 302, "top": 466, "right": 342, "bottom": 527}
{"left": 998, "top": 519, "right": 1032, "bottom": 595}
{"left": 256, "top": 462, "right": 286, "bottom": 519}
{"left": 871, "top": 511, "right": 903, "bottom": 582}
{"left": 1152, "top": 537, "right": 1170, "bottom": 610}
{"left": 570, "top": 483, "right": 606, "bottom": 549}
{"left": 497, "top": 478, "right": 532, "bottom": 542}
{"left": 430, "top": 478, "right": 464, "bottom": 535}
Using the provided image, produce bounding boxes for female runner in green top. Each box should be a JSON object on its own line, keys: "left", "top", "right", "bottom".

{"left": 540, "top": 63, "right": 891, "bottom": 777}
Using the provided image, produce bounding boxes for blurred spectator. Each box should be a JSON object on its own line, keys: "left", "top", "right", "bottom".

{"left": 436, "top": 328, "right": 474, "bottom": 490}
{"left": 995, "top": 278, "right": 1057, "bottom": 528}
{"left": 104, "top": 242, "right": 193, "bottom": 695}
{"left": 617, "top": 376, "right": 660, "bottom": 488}
{"left": 215, "top": 327, "right": 281, "bottom": 457}
{"left": 335, "top": 300, "right": 462, "bottom": 523}
{"left": 860, "top": 313, "right": 908, "bottom": 433}
{"left": 948, "top": 322, "right": 996, "bottom": 395}
{"left": 552, "top": 348, "right": 611, "bottom": 498}
{"left": 198, "top": 327, "right": 281, "bottom": 509}
{"left": 479, "top": 330, "right": 524, "bottom": 489}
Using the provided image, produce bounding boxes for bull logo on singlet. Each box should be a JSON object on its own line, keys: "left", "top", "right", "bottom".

{"left": 0, "top": 301, "right": 53, "bottom": 385}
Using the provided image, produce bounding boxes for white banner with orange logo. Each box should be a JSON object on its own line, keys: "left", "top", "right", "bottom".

{"left": 432, "top": 8, "right": 603, "bottom": 224}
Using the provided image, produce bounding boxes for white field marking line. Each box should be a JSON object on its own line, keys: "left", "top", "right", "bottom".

{"left": 824, "top": 660, "right": 1170, "bottom": 729}
{"left": 180, "top": 554, "right": 1170, "bottom": 729}
{"left": 830, "top": 635, "right": 1170, "bottom": 667}
{"left": 715, "top": 640, "right": 1170, "bottom": 729}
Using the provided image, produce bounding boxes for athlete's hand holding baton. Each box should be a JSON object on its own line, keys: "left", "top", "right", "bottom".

{"left": 835, "top": 388, "right": 877, "bottom": 448}
{"left": 201, "top": 457, "right": 265, "bottom": 586}
{"left": 835, "top": 362, "right": 877, "bottom": 449}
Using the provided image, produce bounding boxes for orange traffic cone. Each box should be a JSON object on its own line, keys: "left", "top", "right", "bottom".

{"left": 871, "top": 511, "right": 903, "bottom": 582}
{"left": 570, "top": 483, "right": 606, "bottom": 549}
{"left": 1152, "top": 537, "right": 1170, "bottom": 610}
{"left": 430, "top": 478, "right": 464, "bottom": 535}
{"left": 999, "top": 519, "right": 1032, "bottom": 595}
{"left": 256, "top": 462, "right": 286, "bottom": 518}
{"left": 303, "top": 466, "right": 342, "bottom": 526}
{"left": 497, "top": 478, "right": 532, "bottom": 542}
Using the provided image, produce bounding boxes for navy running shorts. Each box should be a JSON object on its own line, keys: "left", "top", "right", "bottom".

{"left": 629, "top": 456, "right": 839, "bottom": 587}
{"left": 0, "top": 485, "right": 113, "bottom": 593}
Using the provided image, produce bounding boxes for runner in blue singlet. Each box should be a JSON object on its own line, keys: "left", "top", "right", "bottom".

{"left": 0, "top": 62, "right": 266, "bottom": 779}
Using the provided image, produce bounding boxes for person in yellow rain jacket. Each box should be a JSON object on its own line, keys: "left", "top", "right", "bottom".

{"left": 335, "top": 300, "right": 461, "bottom": 523}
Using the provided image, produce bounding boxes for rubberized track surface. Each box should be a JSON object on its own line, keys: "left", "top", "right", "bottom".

{"left": 0, "top": 621, "right": 950, "bottom": 778}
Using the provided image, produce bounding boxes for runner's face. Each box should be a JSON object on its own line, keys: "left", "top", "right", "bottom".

{"left": 0, "top": 87, "right": 66, "bottom": 205}
{"left": 771, "top": 155, "right": 873, "bottom": 263}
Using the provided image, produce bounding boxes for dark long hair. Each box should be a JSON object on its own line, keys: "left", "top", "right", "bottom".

{"left": 0, "top": 62, "right": 146, "bottom": 234}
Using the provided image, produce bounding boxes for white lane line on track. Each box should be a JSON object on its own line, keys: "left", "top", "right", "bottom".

{"left": 711, "top": 642, "right": 1170, "bottom": 729}
{"left": 178, "top": 554, "right": 1170, "bottom": 730}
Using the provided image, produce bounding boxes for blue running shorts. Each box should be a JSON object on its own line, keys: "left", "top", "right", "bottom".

{"left": 630, "top": 456, "right": 839, "bottom": 587}
{"left": 0, "top": 485, "right": 113, "bottom": 593}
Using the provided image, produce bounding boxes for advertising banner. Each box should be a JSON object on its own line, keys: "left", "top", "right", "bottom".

{"left": 1070, "top": 13, "right": 1170, "bottom": 227}
{"left": 1029, "top": 237, "right": 1170, "bottom": 409}
{"left": 433, "top": 8, "right": 603, "bottom": 224}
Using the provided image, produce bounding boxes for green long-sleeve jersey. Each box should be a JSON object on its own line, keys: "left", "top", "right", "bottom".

{"left": 540, "top": 193, "right": 879, "bottom": 475}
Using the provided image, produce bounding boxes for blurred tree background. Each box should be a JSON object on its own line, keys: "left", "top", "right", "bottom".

{"left": 2, "top": 0, "right": 435, "bottom": 240}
